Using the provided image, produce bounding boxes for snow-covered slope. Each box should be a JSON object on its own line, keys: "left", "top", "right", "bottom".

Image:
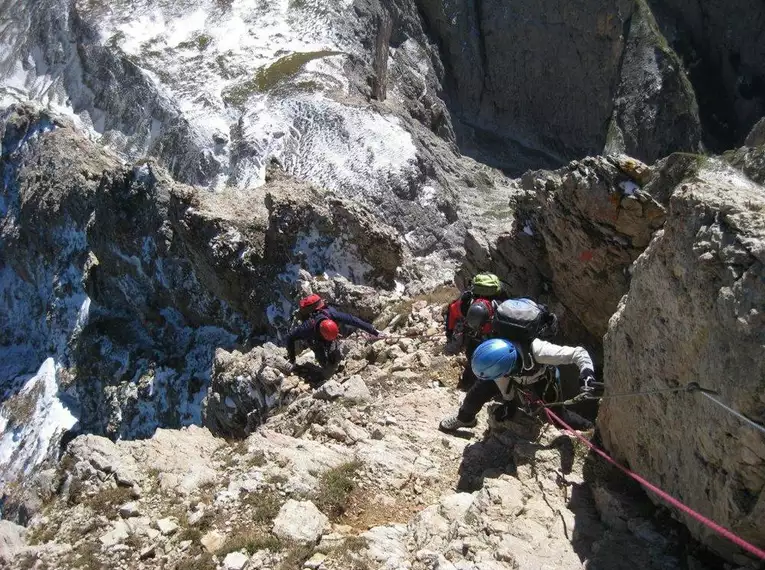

{"left": 0, "top": 0, "right": 432, "bottom": 205}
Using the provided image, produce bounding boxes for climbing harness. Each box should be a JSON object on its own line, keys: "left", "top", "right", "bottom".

{"left": 545, "top": 406, "right": 765, "bottom": 560}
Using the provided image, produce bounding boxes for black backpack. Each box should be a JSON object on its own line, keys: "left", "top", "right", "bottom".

{"left": 491, "top": 298, "right": 557, "bottom": 344}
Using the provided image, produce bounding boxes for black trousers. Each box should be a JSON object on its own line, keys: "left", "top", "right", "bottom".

{"left": 457, "top": 380, "right": 503, "bottom": 422}
{"left": 457, "top": 374, "right": 592, "bottom": 429}
{"left": 456, "top": 374, "right": 557, "bottom": 423}
{"left": 314, "top": 340, "right": 341, "bottom": 368}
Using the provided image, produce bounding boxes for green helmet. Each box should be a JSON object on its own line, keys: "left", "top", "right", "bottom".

{"left": 471, "top": 273, "right": 502, "bottom": 297}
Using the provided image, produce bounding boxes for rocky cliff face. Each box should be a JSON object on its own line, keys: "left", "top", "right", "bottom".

{"left": 417, "top": 0, "right": 632, "bottom": 166}
{"left": 598, "top": 159, "right": 765, "bottom": 562}
{"left": 459, "top": 155, "right": 665, "bottom": 354}
{"left": 606, "top": 0, "right": 702, "bottom": 163}
{"left": 0, "top": 104, "right": 417, "bottom": 482}
{"left": 646, "top": 0, "right": 765, "bottom": 150}
{"left": 2, "top": 0, "right": 765, "bottom": 567}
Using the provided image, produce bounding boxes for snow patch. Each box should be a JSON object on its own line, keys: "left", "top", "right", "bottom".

{"left": 0, "top": 358, "right": 77, "bottom": 483}
{"left": 291, "top": 228, "right": 373, "bottom": 284}
{"left": 236, "top": 93, "right": 418, "bottom": 197}
{"left": 619, "top": 181, "right": 640, "bottom": 196}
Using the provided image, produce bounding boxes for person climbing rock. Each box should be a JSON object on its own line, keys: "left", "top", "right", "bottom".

{"left": 439, "top": 298, "right": 595, "bottom": 432}
{"left": 443, "top": 273, "right": 508, "bottom": 389}
{"left": 286, "top": 293, "right": 380, "bottom": 381}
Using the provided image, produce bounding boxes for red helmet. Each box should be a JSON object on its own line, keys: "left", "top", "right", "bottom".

{"left": 299, "top": 294, "right": 325, "bottom": 314}
{"left": 318, "top": 319, "right": 340, "bottom": 341}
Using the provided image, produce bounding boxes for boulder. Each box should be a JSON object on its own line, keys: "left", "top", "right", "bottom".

{"left": 155, "top": 518, "right": 178, "bottom": 536}
{"left": 99, "top": 520, "right": 130, "bottom": 547}
{"left": 120, "top": 426, "right": 222, "bottom": 495}
{"left": 67, "top": 435, "right": 143, "bottom": 487}
{"left": 724, "top": 145, "right": 765, "bottom": 186}
{"left": 599, "top": 162, "right": 765, "bottom": 561}
{"left": 203, "top": 344, "right": 292, "bottom": 438}
{"left": 119, "top": 502, "right": 141, "bottom": 518}
{"left": 272, "top": 500, "right": 328, "bottom": 544}
{"left": 0, "top": 520, "right": 27, "bottom": 561}
{"left": 342, "top": 375, "right": 373, "bottom": 403}
{"left": 200, "top": 530, "right": 226, "bottom": 553}
{"left": 313, "top": 380, "right": 345, "bottom": 402}
{"left": 223, "top": 551, "right": 249, "bottom": 570}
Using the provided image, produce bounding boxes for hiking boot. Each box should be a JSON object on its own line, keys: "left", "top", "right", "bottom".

{"left": 439, "top": 414, "right": 477, "bottom": 432}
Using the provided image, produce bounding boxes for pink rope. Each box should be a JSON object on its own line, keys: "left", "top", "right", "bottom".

{"left": 544, "top": 407, "right": 765, "bottom": 560}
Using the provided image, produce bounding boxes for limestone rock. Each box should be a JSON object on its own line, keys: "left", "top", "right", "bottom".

{"left": 223, "top": 551, "right": 249, "bottom": 570}
{"left": 651, "top": 0, "right": 765, "bottom": 148}
{"left": 417, "top": 0, "right": 632, "bottom": 164}
{"left": 120, "top": 426, "right": 222, "bottom": 495}
{"left": 0, "top": 520, "right": 27, "bottom": 561}
{"left": 200, "top": 530, "right": 226, "bottom": 554}
{"left": 272, "top": 500, "right": 328, "bottom": 544}
{"left": 342, "top": 375, "right": 372, "bottom": 402}
{"left": 724, "top": 145, "right": 765, "bottom": 185}
{"left": 119, "top": 502, "right": 141, "bottom": 518}
{"left": 303, "top": 552, "right": 326, "bottom": 569}
{"left": 139, "top": 544, "right": 157, "bottom": 560}
{"left": 204, "top": 344, "right": 292, "bottom": 438}
{"left": 362, "top": 524, "right": 409, "bottom": 567}
{"left": 99, "top": 520, "right": 129, "bottom": 547}
{"left": 155, "top": 518, "right": 178, "bottom": 536}
{"left": 313, "top": 380, "right": 345, "bottom": 402}
{"left": 599, "top": 162, "right": 765, "bottom": 560}
{"left": 462, "top": 155, "right": 666, "bottom": 346}
{"left": 68, "top": 435, "right": 143, "bottom": 487}
{"left": 745, "top": 117, "right": 765, "bottom": 147}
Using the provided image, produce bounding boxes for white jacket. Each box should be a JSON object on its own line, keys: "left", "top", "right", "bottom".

{"left": 495, "top": 339, "right": 594, "bottom": 399}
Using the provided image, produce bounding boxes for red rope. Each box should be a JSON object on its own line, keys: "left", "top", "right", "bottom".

{"left": 544, "top": 406, "right": 765, "bottom": 560}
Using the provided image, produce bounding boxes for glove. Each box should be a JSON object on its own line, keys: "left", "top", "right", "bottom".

{"left": 579, "top": 368, "right": 596, "bottom": 392}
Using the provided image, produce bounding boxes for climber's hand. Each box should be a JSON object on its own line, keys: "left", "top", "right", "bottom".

{"left": 579, "top": 369, "right": 596, "bottom": 393}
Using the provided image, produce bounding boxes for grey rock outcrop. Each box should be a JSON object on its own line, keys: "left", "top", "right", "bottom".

{"left": 272, "top": 500, "right": 328, "bottom": 544}
{"left": 204, "top": 344, "right": 294, "bottom": 438}
{"left": 460, "top": 155, "right": 666, "bottom": 345}
{"left": 0, "top": 521, "right": 27, "bottom": 563}
{"left": 724, "top": 146, "right": 765, "bottom": 186}
{"left": 0, "top": 105, "right": 413, "bottom": 475}
{"left": 745, "top": 118, "right": 765, "bottom": 148}
{"left": 599, "top": 161, "right": 765, "bottom": 561}
{"left": 9, "top": 290, "right": 714, "bottom": 570}
{"left": 606, "top": 0, "right": 702, "bottom": 163}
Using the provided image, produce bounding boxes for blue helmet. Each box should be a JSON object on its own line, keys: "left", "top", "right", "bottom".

{"left": 471, "top": 338, "right": 518, "bottom": 381}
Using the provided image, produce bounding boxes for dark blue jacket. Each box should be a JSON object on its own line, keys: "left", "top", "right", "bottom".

{"left": 287, "top": 307, "right": 379, "bottom": 362}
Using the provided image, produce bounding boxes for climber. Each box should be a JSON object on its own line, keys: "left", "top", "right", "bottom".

{"left": 443, "top": 273, "right": 508, "bottom": 389}
{"left": 439, "top": 298, "right": 595, "bottom": 432}
{"left": 286, "top": 293, "right": 380, "bottom": 381}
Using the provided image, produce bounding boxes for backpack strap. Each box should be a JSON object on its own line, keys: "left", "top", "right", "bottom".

{"left": 309, "top": 309, "right": 331, "bottom": 334}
